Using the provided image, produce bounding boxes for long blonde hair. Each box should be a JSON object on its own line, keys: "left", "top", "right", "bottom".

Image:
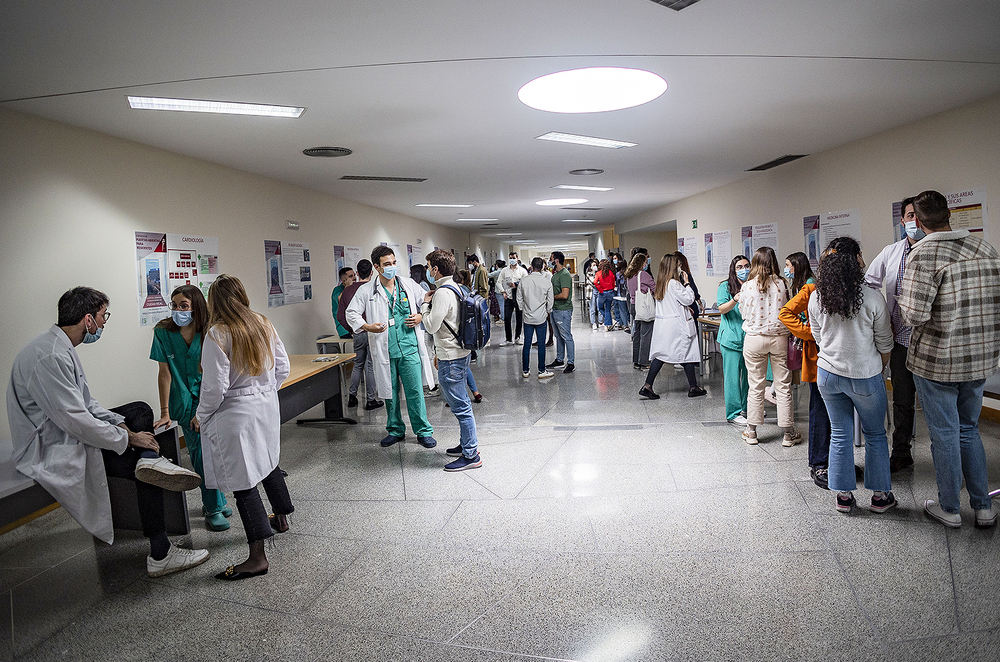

{"left": 207, "top": 274, "right": 274, "bottom": 376}
{"left": 653, "top": 254, "right": 684, "bottom": 301}
{"left": 747, "top": 246, "right": 781, "bottom": 291}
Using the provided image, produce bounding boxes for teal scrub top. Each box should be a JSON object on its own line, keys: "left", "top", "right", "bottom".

{"left": 331, "top": 284, "right": 350, "bottom": 337}
{"left": 382, "top": 280, "right": 418, "bottom": 359}
{"left": 717, "top": 280, "right": 745, "bottom": 352}
{"left": 149, "top": 326, "right": 203, "bottom": 424}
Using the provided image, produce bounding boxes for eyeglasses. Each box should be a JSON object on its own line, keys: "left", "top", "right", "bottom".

{"left": 93, "top": 311, "right": 111, "bottom": 321}
{"left": 169, "top": 302, "right": 192, "bottom": 311}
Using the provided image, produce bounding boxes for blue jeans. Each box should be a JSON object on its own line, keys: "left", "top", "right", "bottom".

{"left": 438, "top": 355, "right": 478, "bottom": 458}
{"left": 913, "top": 376, "right": 990, "bottom": 513}
{"left": 522, "top": 323, "right": 547, "bottom": 373}
{"left": 465, "top": 363, "right": 478, "bottom": 394}
{"left": 808, "top": 381, "right": 831, "bottom": 469}
{"left": 614, "top": 297, "right": 629, "bottom": 328}
{"left": 589, "top": 292, "right": 598, "bottom": 324}
{"left": 596, "top": 291, "right": 614, "bottom": 326}
{"left": 551, "top": 309, "right": 575, "bottom": 364}
{"left": 816, "top": 369, "right": 890, "bottom": 493}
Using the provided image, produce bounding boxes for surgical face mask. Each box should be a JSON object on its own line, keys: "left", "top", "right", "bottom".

{"left": 82, "top": 315, "right": 103, "bottom": 344}
{"left": 783, "top": 267, "right": 793, "bottom": 280}
{"left": 904, "top": 220, "right": 926, "bottom": 241}
{"left": 172, "top": 311, "right": 193, "bottom": 327}
{"left": 736, "top": 268, "right": 749, "bottom": 281}
{"left": 548, "top": 260, "right": 556, "bottom": 270}
{"left": 380, "top": 265, "right": 398, "bottom": 280}
{"left": 427, "top": 271, "right": 436, "bottom": 285}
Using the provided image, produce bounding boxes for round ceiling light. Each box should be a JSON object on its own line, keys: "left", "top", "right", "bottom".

{"left": 303, "top": 146, "right": 353, "bottom": 157}
{"left": 518, "top": 67, "right": 667, "bottom": 114}
{"left": 536, "top": 198, "right": 588, "bottom": 206}
{"left": 570, "top": 168, "right": 604, "bottom": 176}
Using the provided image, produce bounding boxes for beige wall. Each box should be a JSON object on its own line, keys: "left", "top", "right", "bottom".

{"left": 618, "top": 230, "right": 678, "bottom": 264}
{"left": 0, "top": 108, "right": 504, "bottom": 444}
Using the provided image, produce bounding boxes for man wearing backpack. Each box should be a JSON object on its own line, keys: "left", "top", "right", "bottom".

{"left": 421, "top": 250, "right": 482, "bottom": 471}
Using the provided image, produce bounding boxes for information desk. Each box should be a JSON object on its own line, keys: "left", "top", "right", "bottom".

{"left": 279, "top": 354, "right": 357, "bottom": 425}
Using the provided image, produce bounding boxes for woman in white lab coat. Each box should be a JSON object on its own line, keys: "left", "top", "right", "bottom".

{"left": 197, "top": 275, "right": 293, "bottom": 581}
{"left": 639, "top": 253, "right": 707, "bottom": 399}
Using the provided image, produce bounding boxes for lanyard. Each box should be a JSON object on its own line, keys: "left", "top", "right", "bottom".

{"left": 385, "top": 278, "right": 407, "bottom": 315}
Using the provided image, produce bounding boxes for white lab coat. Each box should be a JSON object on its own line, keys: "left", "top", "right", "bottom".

{"left": 649, "top": 280, "right": 700, "bottom": 364}
{"left": 6, "top": 326, "right": 129, "bottom": 543}
{"left": 345, "top": 275, "right": 435, "bottom": 399}
{"left": 865, "top": 237, "right": 910, "bottom": 320}
{"left": 196, "top": 322, "right": 290, "bottom": 493}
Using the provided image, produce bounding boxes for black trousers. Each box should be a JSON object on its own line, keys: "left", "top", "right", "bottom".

{"left": 234, "top": 467, "right": 295, "bottom": 543}
{"left": 100, "top": 401, "right": 165, "bottom": 539}
{"left": 647, "top": 359, "right": 699, "bottom": 388}
{"left": 504, "top": 292, "right": 523, "bottom": 341}
{"left": 889, "top": 342, "right": 917, "bottom": 457}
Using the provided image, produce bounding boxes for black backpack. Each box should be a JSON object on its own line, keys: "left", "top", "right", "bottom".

{"left": 439, "top": 285, "right": 491, "bottom": 350}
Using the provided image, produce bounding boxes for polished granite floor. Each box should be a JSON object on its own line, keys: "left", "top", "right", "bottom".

{"left": 3, "top": 317, "right": 1000, "bottom": 661}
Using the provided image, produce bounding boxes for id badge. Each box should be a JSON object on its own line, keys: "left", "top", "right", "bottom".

{"left": 388, "top": 318, "right": 395, "bottom": 327}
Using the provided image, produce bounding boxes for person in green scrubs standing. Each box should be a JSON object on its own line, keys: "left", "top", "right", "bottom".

{"left": 717, "top": 255, "right": 751, "bottom": 427}
{"left": 151, "top": 284, "right": 232, "bottom": 531}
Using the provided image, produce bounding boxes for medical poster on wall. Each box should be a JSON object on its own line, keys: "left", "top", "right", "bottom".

{"left": 751, "top": 223, "right": 779, "bottom": 255}
{"left": 703, "top": 233, "right": 714, "bottom": 276}
{"left": 345, "top": 246, "right": 363, "bottom": 270}
{"left": 334, "top": 245, "right": 346, "bottom": 274}
{"left": 135, "top": 232, "right": 169, "bottom": 327}
{"left": 803, "top": 216, "right": 821, "bottom": 269}
{"left": 265, "top": 240, "right": 312, "bottom": 307}
{"left": 740, "top": 226, "right": 753, "bottom": 258}
{"left": 945, "top": 188, "right": 987, "bottom": 238}
{"left": 166, "top": 233, "right": 219, "bottom": 297}
{"left": 712, "top": 230, "right": 731, "bottom": 276}
{"left": 821, "top": 208, "right": 861, "bottom": 249}
{"left": 409, "top": 243, "right": 423, "bottom": 269}
{"left": 680, "top": 236, "right": 699, "bottom": 274}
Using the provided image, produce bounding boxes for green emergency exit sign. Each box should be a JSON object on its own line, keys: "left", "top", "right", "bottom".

{"left": 692, "top": 219, "right": 698, "bottom": 229}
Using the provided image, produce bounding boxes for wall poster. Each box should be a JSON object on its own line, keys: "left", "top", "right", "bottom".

{"left": 136, "top": 232, "right": 220, "bottom": 326}
{"left": 679, "top": 236, "right": 699, "bottom": 274}
{"left": 265, "top": 240, "right": 312, "bottom": 307}
{"left": 820, "top": 208, "right": 861, "bottom": 250}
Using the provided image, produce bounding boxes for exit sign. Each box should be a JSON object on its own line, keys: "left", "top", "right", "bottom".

{"left": 692, "top": 219, "right": 698, "bottom": 229}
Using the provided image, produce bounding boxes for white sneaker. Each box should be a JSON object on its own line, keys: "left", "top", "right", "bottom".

{"left": 975, "top": 508, "right": 998, "bottom": 528}
{"left": 924, "top": 499, "right": 962, "bottom": 528}
{"left": 135, "top": 457, "right": 202, "bottom": 492}
{"left": 426, "top": 386, "right": 441, "bottom": 397}
{"left": 515, "top": 336, "right": 521, "bottom": 343}
{"left": 147, "top": 545, "right": 209, "bottom": 577}
{"left": 538, "top": 370, "right": 555, "bottom": 379}
{"left": 729, "top": 414, "right": 748, "bottom": 426}
{"left": 498, "top": 340, "right": 510, "bottom": 347}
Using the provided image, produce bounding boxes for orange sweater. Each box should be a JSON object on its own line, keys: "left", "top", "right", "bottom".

{"left": 779, "top": 283, "right": 819, "bottom": 383}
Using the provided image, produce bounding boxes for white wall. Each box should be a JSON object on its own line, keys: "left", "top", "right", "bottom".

{"left": 0, "top": 108, "right": 505, "bottom": 441}
{"left": 619, "top": 229, "right": 678, "bottom": 264}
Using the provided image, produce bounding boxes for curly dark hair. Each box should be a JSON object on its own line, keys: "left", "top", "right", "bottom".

{"left": 816, "top": 236, "right": 865, "bottom": 319}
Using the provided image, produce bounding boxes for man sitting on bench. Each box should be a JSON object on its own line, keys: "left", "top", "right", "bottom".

{"left": 6, "top": 286, "right": 209, "bottom": 577}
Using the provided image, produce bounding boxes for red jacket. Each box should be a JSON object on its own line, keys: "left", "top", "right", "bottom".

{"left": 593, "top": 271, "right": 616, "bottom": 293}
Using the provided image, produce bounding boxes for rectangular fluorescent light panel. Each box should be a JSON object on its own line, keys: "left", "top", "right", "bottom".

{"left": 562, "top": 219, "right": 595, "bottom": 223}
{"left": 416, "top": 203, "right": 473, "bottom": 208}
{"left": 566, "top": 232, "right": 594, "bottom": 235}
{"left": 552, "top": 185, "right": 614, "bottom": 192}
{"left": 536, "top": 132, "right": 637, "bottom": 149}
{"left": 127, "top": 96, "right": 304, "bottom": 118}
{"left": 456, "top": 218, "right": 499, "bottom": 221}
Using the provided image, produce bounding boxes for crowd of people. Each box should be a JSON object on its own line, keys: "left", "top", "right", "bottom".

{"left": 6, "top": 191, "right": 998, "bottom": 586}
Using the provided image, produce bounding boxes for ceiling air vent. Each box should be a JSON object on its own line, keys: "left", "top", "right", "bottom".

{"left": 569, "top": 168, "right": 604, "bottom": 176}
{"left": 649, "top": 0, "right": 702, "bottom": 11}
{"left": 302, "top": 147, "right": 352, "bottom": 157}
{"left": 339, "top": 175, "right": 426, "bottom": 182}
{"left": 746, "top": 154, "right": 808, "bottom": 171}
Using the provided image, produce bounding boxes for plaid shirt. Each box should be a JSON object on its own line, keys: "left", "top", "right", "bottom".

{"left": 891, "top": 241, "right": 913, "bottom": 347}
{"left": 899, "top": 229, "right": 1000, "bottom": 382}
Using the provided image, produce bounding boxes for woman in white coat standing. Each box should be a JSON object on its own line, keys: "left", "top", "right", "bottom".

{"left": 197, "top": 275, "right": 293, "bottom": 581}
{"left": 639, "top": 254, "right": 707, "bottom": 400}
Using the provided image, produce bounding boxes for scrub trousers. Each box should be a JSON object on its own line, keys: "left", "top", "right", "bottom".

{"left": 386, "top": 353, "right": 434, "bottom": 438}
{"left": 720, "top": 345, "right": 749, "bottom": 421}
{"left": 179, "top": 424, "right": 228, "bottom": 516}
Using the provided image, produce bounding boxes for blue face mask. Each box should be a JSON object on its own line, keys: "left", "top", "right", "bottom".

{"left": 783, "top": 267, "right": 793, "bottom": 280}
{"left": 736, "top": 268, "right": 749, "bottom": 282}
{"left": 426, "top": 271, "right": 436, "bottom": 285}
{"left": 381, "top": 265, "right": 398, "bottom": 281}
{"left": 172, "top": 311, "right": 193, "bottom": 327}
{"left": 904, "top": 220, "right": 926, "bottom": 241}
{"left": 82, "top": 315, "right": 103, "bottom": 344}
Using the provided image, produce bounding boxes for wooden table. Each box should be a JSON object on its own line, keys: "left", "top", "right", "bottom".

{"left": 280, "top": 354, "right": 357, "bottom": 425}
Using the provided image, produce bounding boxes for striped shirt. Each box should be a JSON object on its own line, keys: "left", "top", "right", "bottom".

{"left": 899, "top": 229, "right": 1000, "bottom": 382}
{"left": 891, "top": 241, "right": 913, "bottom": 347}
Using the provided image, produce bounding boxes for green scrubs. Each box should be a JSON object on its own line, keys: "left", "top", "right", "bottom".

{"left": 331, "top": 284, "right": 350, "bottom": 337}
{"left": 150, "top": 326, "right": 228, "bottom": 514}
{"left": 382, "top": 283, "right": 433, "bottom": 438}
{"left": 717, "top": 281, "right": 749, "bottom": 421}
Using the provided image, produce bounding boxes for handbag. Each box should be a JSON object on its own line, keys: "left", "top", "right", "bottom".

{"left": 786, "top": 334, "right": 803, "bottom": 370}
{"left": 635, "top": 287, "right": 655, "bottom": 322}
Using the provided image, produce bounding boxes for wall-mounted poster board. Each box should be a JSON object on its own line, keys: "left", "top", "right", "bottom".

{"left": 265, "top": 240, "right": 311, "bottom": 307}
{"left": 136, "top": 232, "right": 220, "bottom": 326}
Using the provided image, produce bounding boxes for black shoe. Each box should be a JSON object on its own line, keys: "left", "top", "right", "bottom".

{"left": 215, "top": 566, "right": 268, "bottom": 581}
{"left": 889, "top": 455, "right": 914, "bottom": 472}
{"left": 634, "top": 363, "right": 643, "bottom": 370}
{"left": 347, "top": 395, "right": 359, "bottom": 408}
{"left": 810, "top": 466, "right": 830, "bottom": 490}
{"left": 563, "top": 363, "right": 575, "bottom": 373}
{"left": 365, "top": 400, "right": 385, "bottom": 410}
{"left": 446, "top": 445, "right": 463, "bottom": 457}
{"left": 546, "top": 360, "right": 565, "bottom": 369}
{"left": 688, "top": 386, "right": 707, "bottom": 398}
{"left": 545, "top": 341, "right": 554, "bottom": 347}
{"left": 639, "top": 386, "right": 660, "bottom": 400}
{"left": 855, "top": 465, "right": 865, "bottom": 480}
{"left": 380, "top": 434, "right": 404, "bottom": 447}
{"left": 417, "top": 435, "right": 437, "bottom": 449}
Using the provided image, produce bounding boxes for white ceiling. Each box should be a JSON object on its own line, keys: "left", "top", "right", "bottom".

{"left": 3, "top": 0, "right": 1000, "bottom": 249}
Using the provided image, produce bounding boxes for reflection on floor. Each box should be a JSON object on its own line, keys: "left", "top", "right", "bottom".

{"left": 2, "top": 317, "right": 999, "bottom": 662}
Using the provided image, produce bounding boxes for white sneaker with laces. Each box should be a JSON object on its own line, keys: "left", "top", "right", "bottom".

{"left": 522, "top": 371, "right": 531, "bottom": 379}
{"left": 975, "top": 508, "right": 998, "bottom": 528}
{"left": 538, "top": 370, "right": 555, "bottom": 379}
{"left": 730, "top": 414, "right": 748, "bottom": 426}
{"left": 924, "top": 499, "right": 962, "bottom": 528}
{"left": 135, "top": 457, "right": 202, "bottom": 492}
{"left": 147, "top": 546, "right": 209, "bottom": 577}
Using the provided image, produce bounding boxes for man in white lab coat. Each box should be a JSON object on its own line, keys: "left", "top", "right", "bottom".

{"left": 7, "top": 287, "right": 208, "bottom": 577}
{"left": 346, "top": 246, "right": 437, "bottom": 448}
